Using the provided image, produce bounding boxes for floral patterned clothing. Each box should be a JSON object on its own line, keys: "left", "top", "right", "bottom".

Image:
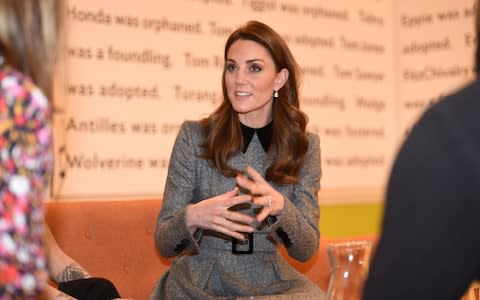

{"left": 0, "top": 65, "right": 53, "bottom": 299}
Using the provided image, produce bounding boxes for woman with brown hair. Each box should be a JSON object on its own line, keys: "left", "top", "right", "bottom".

{"left": 152, "top": 20, "right": 325, "bottom": 299}
{"left": 0, "top": 1, "right": 63, "bottom": 298}
{"left": 0, "top": 2, "right": 124, "bottom": 299}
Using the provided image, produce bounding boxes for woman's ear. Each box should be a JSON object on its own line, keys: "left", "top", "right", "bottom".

{"left": 275, "top": 68, "right": 289, "bottom": 90}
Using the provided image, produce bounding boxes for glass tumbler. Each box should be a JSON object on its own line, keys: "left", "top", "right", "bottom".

{"left": 326, "top": 240, "right": 372, "bottom": 300}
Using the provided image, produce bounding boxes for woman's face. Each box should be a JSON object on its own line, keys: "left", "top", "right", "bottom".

{"left": 224, "top": 39, "right": 287, "bottom": 128}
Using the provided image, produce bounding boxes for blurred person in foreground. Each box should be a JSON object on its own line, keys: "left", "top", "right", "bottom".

{"left": 362, "top": 3, "right": 480, "bottom": 300}
{"left": 0, "top": 2, "right": 125, "bottom": 299}
{"left": 0, "top": 1, "right": 62, "bottom": 298}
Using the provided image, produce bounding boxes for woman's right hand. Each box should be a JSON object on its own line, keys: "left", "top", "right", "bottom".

{"left": 185, "top": 187, "right": 256, "bottom": 240}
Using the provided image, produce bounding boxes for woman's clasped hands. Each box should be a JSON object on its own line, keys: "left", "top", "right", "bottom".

{"left": 236, "top": 166, "right": 285, "bottom": 223}
{"left": 185, "top": 166, "right": 284, "bottom": 241}
{"left": 185, "top": 186, "right": 255, "bottom": 240}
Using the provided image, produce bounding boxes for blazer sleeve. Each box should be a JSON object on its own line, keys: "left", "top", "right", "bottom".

{"left": 154, "top": 121, "right": 200, "bottom": 257}
{"left": 268, "top": 133, "right": 322, "bottom": 262}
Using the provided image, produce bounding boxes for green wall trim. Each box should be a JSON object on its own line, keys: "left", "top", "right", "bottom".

{"left": 319, "top": 202, "right": 384, "bottom": 238}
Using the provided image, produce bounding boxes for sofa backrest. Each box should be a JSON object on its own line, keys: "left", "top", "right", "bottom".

{"left": 45, "top": 199, "right": 169, "bottom": 300}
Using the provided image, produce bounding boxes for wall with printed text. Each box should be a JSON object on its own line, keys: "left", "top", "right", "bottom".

{"left": 51, "top": 0, "right": 476, "bottom": 215}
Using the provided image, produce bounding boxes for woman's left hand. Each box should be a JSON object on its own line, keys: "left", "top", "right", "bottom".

{"left": 236, "top": 165, "right": 284, "bottom": 223}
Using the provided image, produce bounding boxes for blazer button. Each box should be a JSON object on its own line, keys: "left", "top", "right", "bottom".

{"left": 174, "top": 238, "right": 190, "bottom": 253}
{"left": 276, "top": 227, "right": 292, "bottom": 248}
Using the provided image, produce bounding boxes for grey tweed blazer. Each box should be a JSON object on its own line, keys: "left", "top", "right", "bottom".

{"left": 151, "top": 121, "right": 325, "bottom": 300}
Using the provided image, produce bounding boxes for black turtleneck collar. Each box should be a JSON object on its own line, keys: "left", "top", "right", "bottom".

{"left": 240, "top": 121, "right": 273, "bottom": 153}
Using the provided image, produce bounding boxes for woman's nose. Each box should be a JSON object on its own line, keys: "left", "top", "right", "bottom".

{"left": 235, "top": 69, "right": 247, "bottom": 84}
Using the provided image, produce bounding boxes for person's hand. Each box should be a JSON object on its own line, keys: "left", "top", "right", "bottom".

{"left": 185, "top": 187, "right": 255, "bottom": 240}
{"left": 236, "top": 166, "right": 285, "bottom": 223}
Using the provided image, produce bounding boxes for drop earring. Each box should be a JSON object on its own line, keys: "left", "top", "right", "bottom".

{"left": 273, "top": 90, "right": 279, "bottom": 99}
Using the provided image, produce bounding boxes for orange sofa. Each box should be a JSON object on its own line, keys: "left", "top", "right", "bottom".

{"left": 45, "top": 199, "right": 377, "bottom": 300}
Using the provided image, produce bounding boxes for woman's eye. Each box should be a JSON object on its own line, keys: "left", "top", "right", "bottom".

{"left": 250, "top": 64, "right": 262, "bottom": 72}
{"left": 225, "top": 64, "right": 237, "bottom": 72}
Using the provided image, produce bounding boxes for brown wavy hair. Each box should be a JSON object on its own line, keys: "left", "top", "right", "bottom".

{"left": 200, "top": 20, "right": 309, "bottom": 185}
{"left": 0, "top": 0, "right": 64, "bottom": 100}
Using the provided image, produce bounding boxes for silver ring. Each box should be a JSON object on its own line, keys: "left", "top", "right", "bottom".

{"left": 267, "top": 196, "right": 272, "bottom": 208}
